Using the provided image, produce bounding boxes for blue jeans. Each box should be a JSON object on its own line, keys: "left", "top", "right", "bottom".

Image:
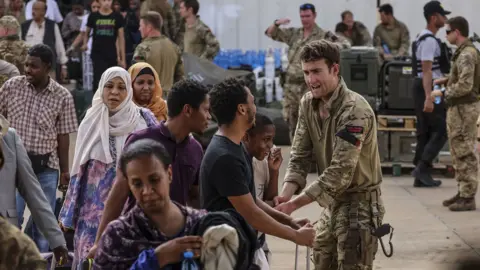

{"left": 16, "top": 167, "right": 59, "bottom": 252}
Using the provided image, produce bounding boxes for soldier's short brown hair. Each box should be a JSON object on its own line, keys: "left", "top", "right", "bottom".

{"left": 448, "top": 16, "right": 469, "bottom": 38}
{"left": 300, "top": 40, "right": 340, "bottom": 68}
{"left": 341, "top": 10, "right": 353, "bottom": 20}
{"left": 141, "top": 11, "right": 163, "bottom": 31}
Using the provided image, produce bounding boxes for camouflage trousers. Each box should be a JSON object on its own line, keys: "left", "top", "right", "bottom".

{"left": 313, "top": 201, "right": 385, "bottom": 270}
{"left": 446, "top": 102, "right": 480, "bottom": 198}
{"left": 283, "top": 82, "right": 309, "bottom": 142}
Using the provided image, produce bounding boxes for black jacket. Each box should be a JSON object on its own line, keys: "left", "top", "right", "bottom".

{"left": 189, "top": 210, "right": 260, "bottom": 270}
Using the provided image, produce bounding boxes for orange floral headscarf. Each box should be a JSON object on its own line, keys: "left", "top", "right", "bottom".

{"left": 128, "top": 63, "right": 167, "bottom": 121}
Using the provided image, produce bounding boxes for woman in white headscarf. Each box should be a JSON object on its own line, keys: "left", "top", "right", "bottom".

{"left": 58, "top": 66, "right": 158, "bottom": 268}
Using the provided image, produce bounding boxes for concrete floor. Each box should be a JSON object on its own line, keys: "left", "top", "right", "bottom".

{"left": 22, "top": 136, "right": 480, "bottom": 269}
{"left": 267, "top": 147, "right": 480, "bottom": 270}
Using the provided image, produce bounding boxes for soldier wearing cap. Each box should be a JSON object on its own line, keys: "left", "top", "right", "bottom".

{"left": 411, "top": 0, "right": 451, "bottom": 188}
{"left": 335, "top": 10, "right": 372, "bottom": 46}
{"left": 0, "top": 15, "right": 29, "bottom": 75}
{"left": 265, "top": 3, "right": 350, "bottom": 142}
{"left": 373, "top": 4, "right": 410, "bottom": 62}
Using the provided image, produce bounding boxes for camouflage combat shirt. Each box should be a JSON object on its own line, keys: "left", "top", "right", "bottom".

{"left": 335, "top": 21, "right": 372, "bottom": 46}
{"left": 183, "top": 16, "right": 220, "bottom": 61}
{"left": 373, "top": 19, "right": 410, "bottom": 57}
{"left": 445, "top": 40, "right": 480, "bottom": 106}
{"left": 0, "top": 216, "right": 46, "bottom": 270}
{"left": 284, "top": 78, "right": 383, "bottom": 207}
{"left": 0, "top": 35, "right": 29, "bottom": 75}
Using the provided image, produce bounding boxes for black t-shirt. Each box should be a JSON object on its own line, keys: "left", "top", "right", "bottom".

{"left": 200, "top": 135, "right": 256, "bottom": 212}
{"left": 87, "top": 11, "right": 124, "bottom": 60}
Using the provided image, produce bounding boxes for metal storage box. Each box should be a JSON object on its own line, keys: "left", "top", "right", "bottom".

{"left": 340, "top": 47, "right": 379, "bottom": 96}
{"left": 381, "top": 61, "right": 416, "bottom": 111}
{"left": 390, "top": 131, "right": 416, "bottom": 163}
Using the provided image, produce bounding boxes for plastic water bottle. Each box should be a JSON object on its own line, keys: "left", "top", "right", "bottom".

{"left": 433, "top": 84, "right": 444, "bottom": 104}
{"left": 265, "top": 78, "right": 274, "bottom": 103}
{"left": 274, "top": 77, "right": 283, "bottom": 101}
{"left": 181, "top": 251, "right": 199, "bottom": 270}
{"left": 382, "top": 43, "right": 391, "bottom": 54}
{"left": 265, "top": 47, "right": 275, "bottom": 80}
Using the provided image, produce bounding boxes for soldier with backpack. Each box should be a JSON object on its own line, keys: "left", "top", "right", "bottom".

{"left": 431, "top": 16, "right": 480, "bottom": 211}
{"left": 410, "top": 1, "right": 452, "bottom": 188}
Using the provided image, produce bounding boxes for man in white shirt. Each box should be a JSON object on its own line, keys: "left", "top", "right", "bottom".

{"left": 22, "top": 0, "right": 67, "bottom": 80}
{"left": 25, "top": 0, "right": 63, "bottom": 23}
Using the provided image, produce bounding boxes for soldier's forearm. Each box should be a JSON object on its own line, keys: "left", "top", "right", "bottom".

{"left": 290, "top": 193, "right": 313, "bottom": 211}
{"left": 265, "top": 24, "right": 277, "bottom": 37}
{"left": 280, "top": 182, "right": 300, "bottom": 199}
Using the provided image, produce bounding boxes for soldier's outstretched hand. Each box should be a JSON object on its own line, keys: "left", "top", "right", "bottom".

{"left": 273, "top": 195, "right": 290, "bottom": 206}
{"left": 275, "top": 201, "right": 297, "bottom": 215}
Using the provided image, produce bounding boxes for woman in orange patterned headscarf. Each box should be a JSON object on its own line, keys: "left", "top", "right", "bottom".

{"left": 128, "top": 62, "right": 167, "bottom": 121}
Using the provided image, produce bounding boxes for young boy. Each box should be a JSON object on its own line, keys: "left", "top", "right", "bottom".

{"left": 243, "top": 113, "right": 283, "bottom": 263}
{"left": 84, "top": 0, "right": 126, "bottom": 92}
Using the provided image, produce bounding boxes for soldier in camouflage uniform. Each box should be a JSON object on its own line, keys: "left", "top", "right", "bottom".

{"left": 179, "top": 0, "right": 220, "bottom": 61}
{"left": 373, "top": 4, "right": 410, "bottom": 62}
{"left": 134, "top": 11, "right": 184, "bottom": 93}
{"left": 0, "top": 216, "right": 47, "bottom": 269}
{"left": 172, "top": 0, "right": 185, "bottom": 49}
{"left": 140, "top": 0, "right": 177, "bottom": 42}
{"left": 265, "top": 3, "right": 350, "bottom": 141}
{"left": 0, "top": 121, "right": 46, "bottom": 270}
{"left": 0, "top": 59, "right": 20, "bottom": 86}
{"left": 335, "top": 10, "right": 372, "bottom": 46}
{"left": 431, "top": 17, "right": 480, "bottom": 212}
{"left": 274, "top": 40, "right": 388, "bottom": 270}
{"left": 0, "top": 15, "right": 29, "bottom": 74}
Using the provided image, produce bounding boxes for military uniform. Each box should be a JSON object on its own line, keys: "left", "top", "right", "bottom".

{"left": 373, "top": 19, "right": 410, "bottom": 59}
{"left": 140, "top": 0, "right": 177, "bottom": 42}
{"left": 284, "top": 79, "right": 386, "bottom": 269}
{"left": 183, "top": 16, "right": 220, "bottom": 61}
{"left": 0, "top": 59, "right": 20, "bottom": 87}
{"left": 267, "top": 24, "right": 351, "bottom": 141}
{"left": 442, "top": 40, "right": 480, "bottom": 211}
{"left": 0, "top": 16, "right": 29, "bottom": 75}
{"left": 335, "top": 21, "right": 372, "bottom": 46}
{"left": 172, "top": 2, "right": 185, "bottom": 49}
{"left": 0, "top": 216, "right": 46, "bottom": 270}
{"left": 133, "top": 35, "right": 184, "bottom": 93}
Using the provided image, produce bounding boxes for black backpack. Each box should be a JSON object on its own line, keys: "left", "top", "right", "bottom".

{"left": 411, "top": 33, "right": 452, "bottom": 77}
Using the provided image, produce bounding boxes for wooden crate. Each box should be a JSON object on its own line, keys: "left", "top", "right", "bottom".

{"left": 377, "top": 115, "right": 416, "bottom": 132}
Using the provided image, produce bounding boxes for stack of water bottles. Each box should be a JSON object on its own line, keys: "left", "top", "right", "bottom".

{"left": 213, "top": 47, "right": 289, "bottom": 104}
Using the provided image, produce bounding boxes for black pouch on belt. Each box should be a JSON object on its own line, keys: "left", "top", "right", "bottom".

{"left": 344, "top": 227, "right": 378, "bottom": 265}
{"left": 27, "top": 152, "right": 51, "bottom": 174}
{"left": 344, "top": 229, "right": 361, "bottom": 265}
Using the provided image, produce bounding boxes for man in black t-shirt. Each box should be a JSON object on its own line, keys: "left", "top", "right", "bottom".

{"left": 199, "top": 78, "right": 315, "bottom": 255}
{"left": 84, "top": 0, "right": 126, "bottom": 91}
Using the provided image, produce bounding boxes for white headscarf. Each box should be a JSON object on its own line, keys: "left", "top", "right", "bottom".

{"left": 70, "top": 67, "right": 147, "bottom": 176}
